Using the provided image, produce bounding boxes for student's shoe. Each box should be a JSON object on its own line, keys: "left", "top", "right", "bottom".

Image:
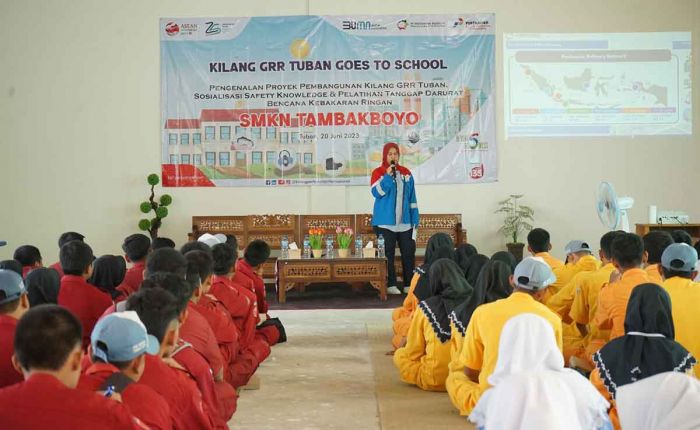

{"left": 387, "top": 286, "right": 401, "bottom": 295}
{"left": 403, "top": 286, "right": 411, "bottom": 294}
{"left": 241, "top": 375, "right": 261, "bottom": 390}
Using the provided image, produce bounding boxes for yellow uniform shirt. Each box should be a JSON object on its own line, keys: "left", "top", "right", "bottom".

{"left": 594, "top": 268, "right": 650, "bottom": 340}
{"left": 662, "top": 277, "right": 700, "bottom": 378}
{"left": 534, "top": 252, "right": 565, "bottom": 270}
{"left": 545, "top": 255, "right": 601, "bottom": 308}
{"left": 393, "top": 308, "right": 452, "bottom": 391}
{"left": 456, "top": 292, "right": 563, "bottom": 410}
{"left": 645, "top": 263, "right": 663, "bottom": 284}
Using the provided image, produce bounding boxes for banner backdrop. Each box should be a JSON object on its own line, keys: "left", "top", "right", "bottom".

{"left": 160, "top": 15, "right": 496, "bottom": 187}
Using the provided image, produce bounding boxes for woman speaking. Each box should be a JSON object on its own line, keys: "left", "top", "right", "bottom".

{"left": 370, "top": 142, "right": 419, "bottom": 295}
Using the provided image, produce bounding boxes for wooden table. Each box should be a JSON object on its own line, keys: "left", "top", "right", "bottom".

{"left": 275, "top": 257, "right": 388, "bottom": 304}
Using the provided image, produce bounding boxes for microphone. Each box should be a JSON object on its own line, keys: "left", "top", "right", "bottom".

{"left": 390, "top": 160, "right": 396, "bottom": 177}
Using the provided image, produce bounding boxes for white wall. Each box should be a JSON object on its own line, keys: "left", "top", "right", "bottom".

{"left": 0, "top": 0, "right": 698, "bottom": 264}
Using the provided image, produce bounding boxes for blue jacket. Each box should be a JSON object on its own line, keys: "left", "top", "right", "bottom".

{"left": 371, "top": 172, "right": 419, "bottom": 226}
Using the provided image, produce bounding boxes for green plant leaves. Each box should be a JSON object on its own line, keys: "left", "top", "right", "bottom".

{"left": 160, "top": 194, "right": 173, "bottom": 206}
{"left": 138, "top": 219, "right": 151, "bottom": 231}
{"left": 147, "top": 174, "right": 160, "bottom": 186}
{"left": 140, "top": 202, "right": 152, "bottom": 213}
{"left": 155, "top": 207, "right": 168, "bottom": 219}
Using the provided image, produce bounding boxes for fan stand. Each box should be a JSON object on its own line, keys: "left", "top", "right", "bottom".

{"left": 620, "top": 210, "right": 631, "bottom": 232}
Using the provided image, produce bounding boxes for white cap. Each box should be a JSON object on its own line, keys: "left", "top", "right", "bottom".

{"left": 198, "top": 233, "right": 223, "bottom": 248}
{"left": 564, "top": 240, "right": 594, "bottom": 255}
{"left": 513, "top": 257, "right": 556, "bottom": 291}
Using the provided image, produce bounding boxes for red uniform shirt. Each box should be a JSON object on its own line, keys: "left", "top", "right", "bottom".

{"left": 0, "top": 373, "right": 139, "bottom": 429}
{"left": 57, "top": 275, "right": 113, "bottom": 349}
{"left": 210, "top": 275, "right": 258, "bottom": 348}
{"left": 235, "top": 259, "right": 268, "bottom": 314}
{"left": 180, "top": 304, "right": 225, "bottom": 376}
{"left": 50, "top": 261, "right": 64, "bottom": 278}
{"left": 192, "top": 297, "right": 240, "bottom": 364}
{"left": 0, "top": 315, "right": 22, "bottom": 388}
{"left": 139, "top": 354, "right": 215, "bottom": 430}
{"left": 78, "top": 362, "right": 172, "bottom": 430}
{"left": 117, "top": 262, "right": 146, "bottom": 297}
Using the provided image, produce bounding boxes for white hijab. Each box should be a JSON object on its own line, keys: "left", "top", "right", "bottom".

{"left": 469, "top": 314, "right": 610, "bottom": 430}
{"left": 617, "top": 372, "right": 700, "bottom": 430}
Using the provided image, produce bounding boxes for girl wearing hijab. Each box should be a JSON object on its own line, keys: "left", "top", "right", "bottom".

{"left": 88, "top": 255, "right": 127, "bottom": 301}
{"left": 371, "top": 142, "right": 419, "bottom": 295}
{"left": 24, "top": 267, "right": 61, "bottom": 306}
{"left": 616, "top": 372, "right": 700, "bottom": 430}
{"left": 469, "top": 314, "right": 611, "bottom": 430}
{"left": 391, "top": 233, "right": 455, "bottom": 349}
{"left": 393, "top": 258, "right": 472, "bottom": 391}
{"left": 455, "top": 244, "right": 478, "bottom": 275}
{"left": 464, "top": 254, "right": 489, "bottom": 288}
{"left": 490, "top": 251, "right": 517, "bottom": 272}
{"left": 591, "top": 283, "right": 696, "bottom": 429}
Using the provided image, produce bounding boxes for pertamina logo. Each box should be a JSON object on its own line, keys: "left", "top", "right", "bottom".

{"left": 165, "top": 22, "right": 179, "bottom": 36}
{"left": 205, "top": 21, "right": 221, "bottom": 35}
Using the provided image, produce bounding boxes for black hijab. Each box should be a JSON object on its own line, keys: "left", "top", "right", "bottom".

{"left": 464, "top": 254, "right": 489, "bottom": 287}
{"left": 88, "top": 255, "right": 127, "bottom": 300}
{"left": 24, "top": 267, "right": 61, "bottom": 306}
{"left": 491, "top": 251, "right": 517, "bottom": 272}
{"left": 413, "top": 233, "right": 455, "bottom": 301}
{"left": 419, "top": 258, "right": 473, "bottom": 343}
{"left": 455, "top": 244, "right": 478, "bottom": 274}
{"left": 593, "top": 283, "right": 696, "bottom": 399}
{"left": 450, "top": 260, "right": 513, "bottom": 336}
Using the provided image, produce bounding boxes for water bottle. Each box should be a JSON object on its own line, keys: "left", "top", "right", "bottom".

{"left": 355, "top": 234, "right": 363, "bottom": 257}
{"left": 326, "top": 235, "right": 334, "bottom": 259}
{"left": 303, "top": 234, "right": 311, "bottom": 259}
{"left": 280, "top": 234, "right": 289, "bottom": 259}
{"left": 377, "top": 234, "right": 385, "bottom": 258}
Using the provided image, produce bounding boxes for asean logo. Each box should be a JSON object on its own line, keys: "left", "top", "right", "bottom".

{"left": 165, "top": 22, "right": 180, "bottom": 36}
{"left": 470, "top": 164, "right": 484, "bottom": 179}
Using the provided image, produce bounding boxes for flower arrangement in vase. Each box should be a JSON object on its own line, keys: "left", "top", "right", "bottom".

{"left": 308, "top": 228, "right": 325, "bottom": 258}
{"left": 335, "top": 226, "right": 354, "bottom": 258}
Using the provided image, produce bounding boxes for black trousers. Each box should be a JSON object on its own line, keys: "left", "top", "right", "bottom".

{"left": 374, "top": 227, "right": 415, "bottom": 287}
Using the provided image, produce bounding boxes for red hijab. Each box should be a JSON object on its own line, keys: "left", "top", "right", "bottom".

{"left": 371, "top": 142, "right": 411, "bottom": 183}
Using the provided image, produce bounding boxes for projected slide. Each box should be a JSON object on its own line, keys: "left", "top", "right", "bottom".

{"left": 504, "top": 32, "right": 692, "bottom": 137}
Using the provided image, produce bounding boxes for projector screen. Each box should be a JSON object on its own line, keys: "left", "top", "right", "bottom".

{"left": 504, "top": 32, "right": 692, "bottom": 137}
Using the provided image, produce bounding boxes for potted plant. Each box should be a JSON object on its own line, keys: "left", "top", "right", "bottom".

{"left": 137, "top": 174, "right": 173, "bottom": 239}
{"left": 335, "top": 226, "right": 353, "bottom": 258}
{"left": 308, "top": 228, "right": 324, "bottom": 259}
{"left": 495, "top": 194, "right": 534, "bottom": 262}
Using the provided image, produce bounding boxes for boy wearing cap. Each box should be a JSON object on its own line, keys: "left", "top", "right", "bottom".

{"left": 57, "top": 241, "right": 113, "bottom": 349}
{"left": 13, "top": 245, "right": 43, "bottom": 278}
{"left": 446, "top": 257, "right": 563, "bottom": 416}
{"left": 0, "top": 270, "right": 30, "bottom": 387}
{"left": 0, "top": 305, "right": 139, "bottom": 429}
{"left": 660, "top": 243, "right": 700, "bottom": 378}
{"left": 593, "top": 233, "right": 650, "bottom": 340}
{"left": 49, "top": 232, "right": 85, "bottom": 278}
{"left": 117, "top": 234, "right": 152, "bottom": 297}
{"left": 79, "top": 311, "right": 172, "bottom": 429}
{"left": 527, "top": 228, "right": 564, "bottom": 270}
{"left": 642, "top": 231, "right": 673, "bottom": 284}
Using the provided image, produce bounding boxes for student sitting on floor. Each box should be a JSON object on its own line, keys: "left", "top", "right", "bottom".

{"left": 672, "top": 229, "right": 693, "bottom": 246}
{"left": 446, "top": 257, "right": 563, "bottom": 416}
{"left": 591, "top": 283, "right": 696, "bottom": 430}
{"left": 117, "top": 234, "right": 151, "bottom": 297}
{"left": 0, "top": 260, "right": 23, "bottom": 277}
{"left": 126, "top": 287, "right": 215, "bottom": 430}
{"left": 78, "top": 311, "right": 171, "bottom": 430}
{"left": 660, "top": 243, "right": 700, "bottom": 378}
{"left": 642, "top": 230, "right": 673, "bottom": 284}
{"left": 469, "top": 314, "right": 610, "bottom": 430}
{"left": 616, "top": 372, "right": 700, "bottom": 430}
{"left": 0, "top": 305, "right": 138, "bottom": 429}
{"left": 490, "top": 251, "right": 516, "bottom": 272}
{"left": 24, "top": 267, "right": 61, "bottom": 306}
{"left": 13, "top": 245, "right": 43, "bottom": 278}
{"left": 89, "top": 255, "right": 127, "bottom": 301}
{"left": 454, "top": 243, "right": 478, "bottom": 277}
{"left": 0, "top": 270, "right": 30, "bottom": 388}
{"left": 391, "top": 233, "right": 455, "bottom": 350}
{"left": 568, "top": 231, "right": 625, "bottom": 370}
{"left": 49, "top": 231, "right": 85, "bottom": 278}
{"left": 463, "top": 254, "right": 489, "bottom": 288}
{"left": 151, "top": 237, "right": 176, "bottom": 250}
{"left": 57, "top": 240, "right": 113, "bottom": 349}
{"left": 393, "top": 258, "right": 474, "bottom": 392}
{"left": 593, "top": 232, "right": 650, "bottom": 341}
{"left": 527, "top": 228, "right": 564, "bottom": 270}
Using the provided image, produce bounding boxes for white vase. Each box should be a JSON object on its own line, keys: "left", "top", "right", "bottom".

{"left": 312, "top": 249, "right": 323, "bottom": 259}
{"left": 337, "top": 248, "right": 349, "bottom": 258}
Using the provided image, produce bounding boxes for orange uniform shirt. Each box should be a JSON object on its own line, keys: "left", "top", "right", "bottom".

{"left": 593, "top": 268, "right": 650, "bottom": 340}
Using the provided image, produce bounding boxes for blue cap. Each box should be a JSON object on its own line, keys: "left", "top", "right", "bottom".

{"left": 0, "top": 269, "right": 25, "bottom": 305}
{"left": 513, "top": 257, "right": 556, "bottom": 291}
{"left": 91, "top": 311, "right": 160, "bottom": 363}
{"left": 661, "top": 243, "right": 698, "bottom": 272}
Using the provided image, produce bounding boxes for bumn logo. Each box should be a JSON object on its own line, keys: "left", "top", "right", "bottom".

{"left": 205, "top": 21, "right": 221, "bottom": 35}
{"left": 342, "top": 20, "right": 371, "bottom": 30}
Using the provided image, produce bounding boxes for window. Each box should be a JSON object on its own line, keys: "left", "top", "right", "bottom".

{"left": 169, "top": 155, "right": 179, "bottom": 164}
{"left": 192, "top": 133, "right": 201, "bottom": 145}
{"left": 266, "top": 151, "right": 277, "bottom": 164}
{"left": 205, "top": 152, "right": 216, "bottom": 166}
{"left": 168, "top": 133, "right": 177, "bottom": 145}
{"left": 220, "top": 126, "right": 231, "bottom": 140}
{"left": 252, "top": 151, "right": 263, "bottom": 164}
{"left": 235, "top": 126, "right": 245, "bottom": 136}
{"left": 291, "top": 132, "right": 300, "bottom": 143}
{"left": 280, "top": 132, "right": 289, "bottom": 143}
{"left": 193, "top": 154, "right": 202, "bottom": 165}
{"left": 251, "top": 128, "right": 261, "bottom": 140}
{"left": 181, "top": 154, "right": 191, "bottom": 164}
{"left": 304, "top": 153, "right": 313, "bottom": 164}
{"left": 205, "top": 126, "right": 215, "bottom": 140}
{"left": 266, "top": 127, "right": 277, "bottom": 139}
{"left": 180, "top": 133, "right": 189, "bottom": 145}
{"left": 219, "top": 152, "right": 231, "bottom": 166}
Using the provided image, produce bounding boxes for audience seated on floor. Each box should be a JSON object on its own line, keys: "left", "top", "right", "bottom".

{"left": 49, "top": 231, "right": 85, "bottom": 278}
{"left": 117, "top": 234, "right": 151, "bottom": 297}
{"left": 527, "top": 228, "right": 564, "bottom": 270}
{"left": 0, "top": 269, "right": 30, "bottom": 388}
